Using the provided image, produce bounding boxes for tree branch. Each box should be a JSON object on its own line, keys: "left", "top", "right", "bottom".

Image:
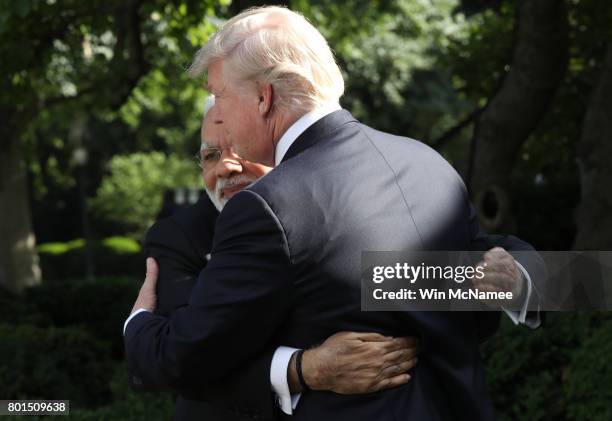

{"left": 107, "top": 0, "right": 150, "bottom": 110}
{"left": 431, "top": 107, "right": 484, "bottom": 151}
{"left": 38, "top": 86, "right": 97, "bottom": 109}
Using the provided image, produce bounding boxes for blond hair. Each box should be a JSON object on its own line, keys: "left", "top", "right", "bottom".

{"left": 188, "top": 6, "right": 344, "bottom": 114}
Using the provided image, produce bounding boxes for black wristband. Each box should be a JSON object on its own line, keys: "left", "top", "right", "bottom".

{"left": 295, "top": 349, "right": 311, "bottom": 391}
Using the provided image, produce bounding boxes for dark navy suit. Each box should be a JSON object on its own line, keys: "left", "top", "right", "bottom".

{"left": 126, "top": 110, "right": 543, "bottom": 420}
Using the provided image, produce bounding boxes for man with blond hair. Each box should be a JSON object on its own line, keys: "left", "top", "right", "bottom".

{"left": 140, "top": 101, "right": 419, "bottom": 420}
{"left": 126, "top": 7, "right": 543, "bottom": 420}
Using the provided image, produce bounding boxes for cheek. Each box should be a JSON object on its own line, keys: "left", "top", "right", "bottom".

{"left": 203, "top": 169, "right": 216, "bottom": 191}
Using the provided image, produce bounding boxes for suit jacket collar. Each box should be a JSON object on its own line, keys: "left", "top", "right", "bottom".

{"left": 280, "top": 109, "right": 357, "bottom": 164}
{"left": 275, "top": 103, "right": 341, "bottom": 165}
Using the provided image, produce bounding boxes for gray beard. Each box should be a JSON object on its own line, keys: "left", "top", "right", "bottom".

{"left": 205, "top": 186, "right": 226, "bottom": 212}
{"left": 205, "top": 174, "right": 258, "bottom": 212}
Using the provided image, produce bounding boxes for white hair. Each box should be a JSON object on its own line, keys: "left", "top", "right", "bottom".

{"left": 188, "top": 6, "right": 344, "bottom": 114}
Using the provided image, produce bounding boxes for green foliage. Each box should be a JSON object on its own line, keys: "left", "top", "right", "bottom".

{"left": 515, "top": 0, "right": 612, "bottom": 182}
{"left": 69, "top": 364, "right": 174, "bottom": 420}
{"left": 102, "top": 236, "right": 141, "bottom": 254}
{"left": 0, "top": 0, "right": 218, "bottom": 112}
{"left": 0, "top": 323, "right": 112, "bottom": 405}
{"left": 0, "top": 285, "right": 42, "bottom": 326}
{"left": 443, "top": 1, "right": 516, "bottom": 106}
{"left": 0, "top": 277, "right": 140, "bottom": 356}
{"left": 564, "top": 318, "right": 612, "bottom": 420}
{"left": 11, "top": 0, "right": 609, "bottom": 249}
{"left": 0, "top": 363, "right": 174, "bottom": 421}
{"left": 22, "top": 277, "right": 140, "bottom": 356}
{"left": 1, "top": 0, "right": 221, "bottom": 244}
{"left": 4, "top": 278, "right": 612, "bottom": 421}
{"left": 37, "top": 239, "right": 85, "bottom": 255}
{"left": 0, "top": 277, "right": 174, "bottom": 420}
{"left": 90, "top": 152, "right": 200, "bottom": 236}
{"left": 295, "top": 0, "right": 472, "bottom": 142}
{"left": 37, "top": 237, "right": 144, "bottom": 280}
{"left": 483, "top": 313, "right": 612, "bottom": 421}
{"left": 5, "top": 2, "right": 611, "bottom": 419}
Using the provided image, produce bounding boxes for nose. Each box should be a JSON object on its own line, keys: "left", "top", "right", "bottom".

{"left": 215, "top": 148, "right": 243, "bottom": 179}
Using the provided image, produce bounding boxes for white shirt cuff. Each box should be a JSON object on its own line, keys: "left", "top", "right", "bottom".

{"left": 123, "top": 308, "right": 148, "bottom": 335}
{"left": 270, "top": 346, "right": 302, "bottom": 415}
{"left": 502, "top": 261, "right": 533, "bottom": 325}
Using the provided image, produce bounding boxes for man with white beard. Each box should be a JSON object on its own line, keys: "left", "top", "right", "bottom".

{"left": 138, "top": 98, "right": 420, "bottom": 421}
{"left": 199, "top": 96, "right": 272, "bottom": 212}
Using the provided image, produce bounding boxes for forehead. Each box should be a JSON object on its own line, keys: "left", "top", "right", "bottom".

{"left": 202, "top": 127, "right": 223, "bottom": 148}
{"left": 206, "top": 60, "right": 226, "bottom": 93}
{"left": 201, "top": 111, "right": 223, "bottom": 147}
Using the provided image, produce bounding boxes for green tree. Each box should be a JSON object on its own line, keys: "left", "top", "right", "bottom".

{"left": 90, "top": 152, "right": 200, "bottom": 237}
{"left": 295, "top": 0, "right": 471, "bottom": 143}
{"left": 0, "top": 0, "right": 224, "bottom": 289}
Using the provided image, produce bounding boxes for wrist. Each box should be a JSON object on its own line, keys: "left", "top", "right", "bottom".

{"left": 288, "top": 351, "right": 303, "bottom": 394}
{"left": 510, "top": 269, "right": 527, "bottom": 308}
{"left": 296, "top": 350, "right": 312, "bottom": 391}
{"left": 301, "top": 348, "right": 324, "bottom": 391}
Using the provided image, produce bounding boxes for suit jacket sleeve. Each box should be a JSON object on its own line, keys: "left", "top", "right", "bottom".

{"left": 125, "top": 189, "right": 293, "bottom": 397}
{"left": 128, "top": 201, "right": 283, "bottom": 418}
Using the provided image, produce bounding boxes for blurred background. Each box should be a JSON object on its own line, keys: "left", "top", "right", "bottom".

{"left": 1, "top": 0, "right": 611, "bottom": 419}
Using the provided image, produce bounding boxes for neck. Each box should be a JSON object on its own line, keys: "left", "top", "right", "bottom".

{"left": 266, "top": 108, "right": 308, "bottom": 166}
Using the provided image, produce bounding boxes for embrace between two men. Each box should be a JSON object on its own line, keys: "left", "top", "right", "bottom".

{"left": 125, "top": 6, "right": 544, "bottom": 421}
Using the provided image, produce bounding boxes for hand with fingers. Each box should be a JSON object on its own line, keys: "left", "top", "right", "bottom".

{"left": 130, "top": 257, "right": 159, "bottom": 316}
{"left": 473, "top": 246, "right": 525, "bottom": 308}
{"left": 289, "top": 331, "right": 419, "bottom": 395}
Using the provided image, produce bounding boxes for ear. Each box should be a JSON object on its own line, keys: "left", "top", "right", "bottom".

{"left": 258, "top": 83, "right": 273, "bottom": 116}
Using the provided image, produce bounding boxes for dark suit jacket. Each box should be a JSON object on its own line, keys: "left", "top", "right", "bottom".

{"left": 126, "top": 110, "right": 544, "bottom": 420}
{"left": 143, "top": 197, "right": 278, "bottom": 421}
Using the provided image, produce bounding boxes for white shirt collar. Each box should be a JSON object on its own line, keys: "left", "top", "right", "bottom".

{"left": 274, "top": 103, "right": 342, "bottom": 166}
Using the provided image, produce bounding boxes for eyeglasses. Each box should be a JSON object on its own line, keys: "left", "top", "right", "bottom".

{"left": 195, "top": 146, "right": 222, "bottom": 170}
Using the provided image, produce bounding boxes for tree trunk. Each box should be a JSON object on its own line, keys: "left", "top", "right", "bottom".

{"left": 0, "top": 135, "right": 41, "bottom": 292}
{"left": 469, "top": 0, "right": 567, "bottom": 233}
{"left": 573, "top": 43, "right": 612, "bottom": 249}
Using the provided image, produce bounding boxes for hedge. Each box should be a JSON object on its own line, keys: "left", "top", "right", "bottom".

{"left": 1, "top": 278, "right": 611, "bottom": 419}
